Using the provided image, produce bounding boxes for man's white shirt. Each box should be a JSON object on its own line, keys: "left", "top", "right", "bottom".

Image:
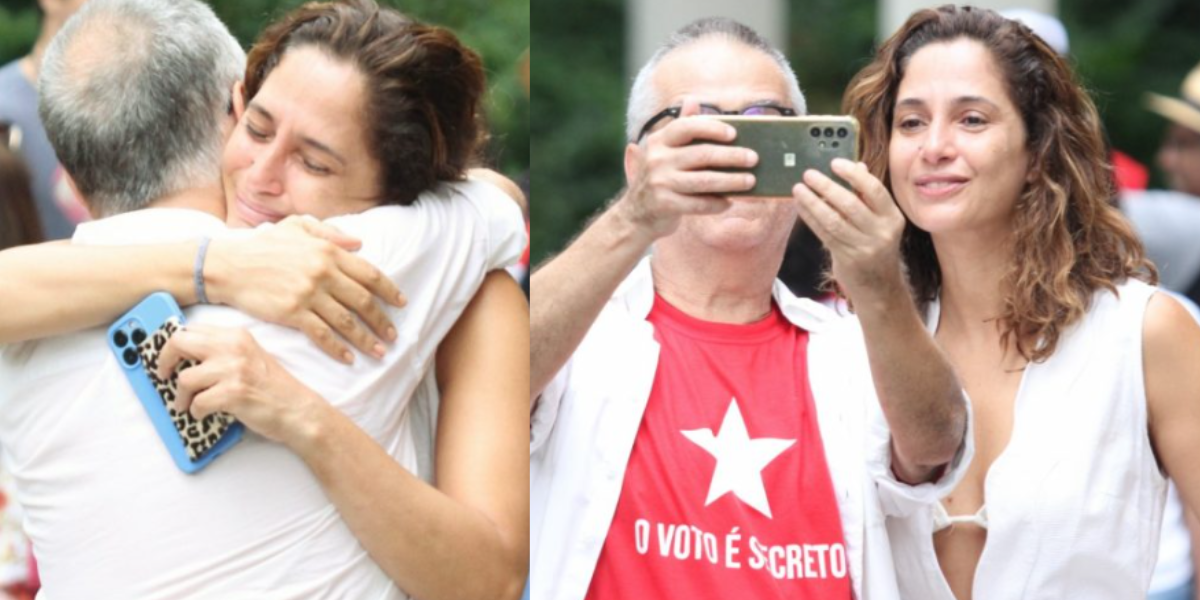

{"left": 529, "top": 257, "right": 973, "bottom": 600}
{"left": 0, "top": 180, "right": 524, "bottom": 599}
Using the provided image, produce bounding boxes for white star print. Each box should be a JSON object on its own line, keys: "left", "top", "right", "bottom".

{"left": 681, "top": 398, "right": 796, "bottom": 519}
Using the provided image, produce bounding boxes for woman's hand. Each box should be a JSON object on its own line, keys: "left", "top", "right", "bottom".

{"left": 155, "top": 324, "right": 329, "bottom": 449}
{"left": 204, "top": 216, "right": 406, "bottom": 363}
{"left": 792, "top": 158, "right": 908, "bottom": 306}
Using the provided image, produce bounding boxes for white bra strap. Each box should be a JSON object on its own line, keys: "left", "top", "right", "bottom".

{"left": 932, "top": 502, "right": 989, "bottom": 533}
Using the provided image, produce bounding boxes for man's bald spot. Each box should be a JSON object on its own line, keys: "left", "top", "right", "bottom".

{"left": 60, "top": 12, "right": 157, "bottom": 121}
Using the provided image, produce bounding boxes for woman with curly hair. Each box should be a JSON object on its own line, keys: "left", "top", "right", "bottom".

{"left": 797, "top": 4, "right": 1200, "bottom": 599}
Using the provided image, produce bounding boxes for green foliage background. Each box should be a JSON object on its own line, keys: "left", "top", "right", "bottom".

{"left": 0, "top": 0, "right": 529, "bottom": 175}
{"left": 531, "top": 0, "right": 1200, "bottom": 267}
{"left": 5, "top": 0, "right": 1199, "bottom": 266}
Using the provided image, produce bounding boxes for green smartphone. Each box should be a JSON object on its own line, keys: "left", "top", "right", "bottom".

{"left": 700, "top": 115, "right": 860, "bottom": 197}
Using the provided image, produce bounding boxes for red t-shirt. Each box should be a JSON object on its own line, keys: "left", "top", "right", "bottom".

{"left": 585, "top": 295, "right": 852, "bottom": 599}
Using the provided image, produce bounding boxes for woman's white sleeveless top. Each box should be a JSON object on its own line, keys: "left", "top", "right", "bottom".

{"left": 888, "top": 279, "right": 1169, "bottom": 600}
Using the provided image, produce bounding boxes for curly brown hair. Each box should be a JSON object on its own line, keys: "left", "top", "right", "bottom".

{"left": 842, "top": 4, "right": 1155, "bottom": 362}
{"left": 244, "top": 0, "right": 487, "bottom": 206}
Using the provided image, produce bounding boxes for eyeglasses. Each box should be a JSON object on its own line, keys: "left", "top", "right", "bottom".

{"left": 0, "top": 122, "right": 21, "bottom": 152}
{"left": 635, "top": 103, "right": 796, "bottom": 142}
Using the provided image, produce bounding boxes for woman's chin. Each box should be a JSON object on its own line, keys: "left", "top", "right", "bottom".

{"left": 904, "top": 206, "right": 969, "bottom": 237}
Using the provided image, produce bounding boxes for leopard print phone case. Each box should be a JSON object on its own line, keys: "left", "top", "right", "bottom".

{"left": 109, "top": 292, "right": 244, "bottom": 473}
{"left": 136, "top": 317, "right": 238, "bottom": 461}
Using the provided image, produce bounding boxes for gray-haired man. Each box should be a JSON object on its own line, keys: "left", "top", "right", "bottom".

{"left": 530, "top": 17, "right": 970, "bottom": 599}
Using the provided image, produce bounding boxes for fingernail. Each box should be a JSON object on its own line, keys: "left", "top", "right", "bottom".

{"left": 745, "top": 150, "right": 758, "bottom": 166}
{"left": 744, "top": 175, "right": 755, "bottom": 189}
{"left": 395, "top": 293, "right": 407, "bottom": 307}
{"left": 342, "top": 350, "right": 354, "bottom": 364}
{"left": 387, "top": 327, "right": 397, "bottom": 341}
{"left": 373, "top": 343, "right": 386, "bottom": 358}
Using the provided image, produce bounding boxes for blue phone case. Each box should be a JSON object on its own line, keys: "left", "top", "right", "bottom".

{"left": 108, "top": 292, "right": 244, "bottom": 473}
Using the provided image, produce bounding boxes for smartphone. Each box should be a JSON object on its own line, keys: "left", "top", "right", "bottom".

{"left": 700, "top": 115, "right": 860, "bottom": 197}
{"left": 108, "top": 292, "right": 243, "bottom": 473}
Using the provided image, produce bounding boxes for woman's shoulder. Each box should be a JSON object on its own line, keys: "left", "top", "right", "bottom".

{"left": 1095, "top": 277, "right": 1200, "bottom": 329}
{"left": 1138, "top": 290, "right": 1200, "bottom": 417}
{"left": 1141, "top": 285, "right": 1200, "bottom": 454}
{"left": 1144, "top": 290, "right": 1200, "bottom": 346}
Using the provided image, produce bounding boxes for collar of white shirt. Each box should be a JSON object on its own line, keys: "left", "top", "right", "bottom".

{"left": 614, "top": 255, "right": 839, "bottom": 332}
{"left": 73, "top": 207, "right": 229, "bottom": 245}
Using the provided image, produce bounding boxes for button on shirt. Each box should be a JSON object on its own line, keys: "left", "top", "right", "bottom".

{"left": 0, "top": 181, "right": 525, "bottom": 600}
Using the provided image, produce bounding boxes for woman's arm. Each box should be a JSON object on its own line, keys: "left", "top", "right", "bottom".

{"left": 0, "top": 239, "right": 196, "bottom": 342}
{"left": 1186, "top": 507, "right": 1200, "bottom": 600}
{"left": 0, "top": 217, "right": 403, "bottom": 361}
{"left": 426, "top": 272, "right": 529, "bottom": 600}
{"left": 161, "top": 272, "right": 529, "bottom": 600}
{"left": 1146, "top": 293, "right": 1200, "bottom": 521}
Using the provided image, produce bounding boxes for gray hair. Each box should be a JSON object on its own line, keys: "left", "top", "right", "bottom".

{"left": 626, "top": 17, "right": 807, "bottom": 143}
{"left": 39, "top": 0, "right": 246, "bottom": 216}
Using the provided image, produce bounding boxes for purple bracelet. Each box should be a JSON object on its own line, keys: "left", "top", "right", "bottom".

{"left": 194, "top": 236, "right": 211, "bottom": 304}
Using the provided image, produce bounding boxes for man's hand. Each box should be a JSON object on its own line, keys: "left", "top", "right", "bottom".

{"left": 205, "top": 216, "right": 407, "bottom": 364}
{"left": 793, "top": 158, "right": 908, "bottom": 305}
{"left": 531, "top": 100, "right": 757, "bottom": 400}
{"left": 617, "top": 98, "right": 758, "bottom": 240}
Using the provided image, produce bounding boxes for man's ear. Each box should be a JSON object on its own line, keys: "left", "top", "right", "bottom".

{"left": 624, "top": 142, "right": 642, "bottom": 187}
{"left": 231, "top": 80, "right": 247, "bottom": 119}
{"left": 61, "top": 171, "right": 96, "bottom": 218}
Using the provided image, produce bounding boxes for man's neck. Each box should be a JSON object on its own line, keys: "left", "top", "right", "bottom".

{"left": 144, "top": 184, "right": 227, "bottom": 220}
{"left": 650, "top": 242, "right": 783, "bottom": 325}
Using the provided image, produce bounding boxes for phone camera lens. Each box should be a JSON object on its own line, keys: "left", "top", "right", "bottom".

{"left": 810, "top": 127, "right": 820, "bottom": 137}
{"left": 122, "top": 348, "right": 139, "bottom": 367}
{"left": 113, "top": 331, "right": 128, "bottom": 347}
{"left": 837, "top": 127, "right": 848, "bottom": 138}
{"left": 131, "top": 329, "right": 147, "bottom": 345}
{"left": 824, "top": 127, "right": 835, "bottom": 138}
